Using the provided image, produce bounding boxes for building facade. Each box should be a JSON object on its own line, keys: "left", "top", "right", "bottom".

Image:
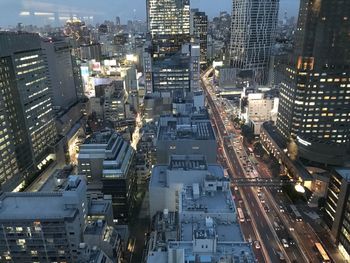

{"left": 190, "top": 9, "right": 208, "bottom": 65}
{"left": 156, "top": 114, "right": 217, "bottom": 164}
{"left": 0, "top": 32, "right": 57, "bottom": 190}
{"left": 323, "top": 168, "right": 350, "bottom": 260}
{"left": 41, "top": 37, "right": 78, "bottom": 112}
{"left": 276, "top": 0, "right": 350, "bottom": 166}
{"left": 77, "top": 130, "right": 135, "bottom": 222}
{"left": 146, "top": 0, "right": 190, "bottom": 57}
{"left": 0, "top": 175, "right": 121, "bottom": 263}
{"left": 230, "top": 0, "right": 279, "bottom": 84}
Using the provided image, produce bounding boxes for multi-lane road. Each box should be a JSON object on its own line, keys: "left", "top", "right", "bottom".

{"left": 201, "top": 68, "right": 311, "bottom": 263}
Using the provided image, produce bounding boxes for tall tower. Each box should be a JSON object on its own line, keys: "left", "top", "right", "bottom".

{"left": 190, "top": 9, "right": 208, "bottom": 66}
{"left": 0, "top": 32, "right": 57, "bottom": 189}
{"left": 145, "top": 0, "right": 199, "bottom": 97}
{"left": 276, "top": 0, "right": 350, "bottom": 166}
{"left": 230, "top": 0, "right": 279, "bottom": 85}
{"left": 146, "top": 0, "right": 190, "bottom": 57}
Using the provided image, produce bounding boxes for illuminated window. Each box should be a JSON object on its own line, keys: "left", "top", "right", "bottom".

{"left": 16, "top": 239, "right": 26, "bottom": 246}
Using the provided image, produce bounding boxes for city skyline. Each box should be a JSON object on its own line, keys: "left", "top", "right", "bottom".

{"left": 0, "top": 0, "right": 349, "bottom": 262}
{"left": 0, "top": 0, "right": 299, "bottom": 27}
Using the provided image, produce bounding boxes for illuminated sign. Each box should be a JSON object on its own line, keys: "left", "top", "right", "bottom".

{"left": 297, "top": 136, "right": 311, "bottom": 146}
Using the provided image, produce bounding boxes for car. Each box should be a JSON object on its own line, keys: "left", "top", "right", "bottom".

{"left": 254, "top": 240, "right": 261, "bottom": 249}
{"left": 282, "top": 239, "right": 289, "bottom": 248}
{"left": 289, "top": 227, "right": 295, "bottom": 231}
{"left": 279, "top": 205, "right": 285, "bottom": 213}
{"left": 234, "top": 186, "right": 238, "bottom": 191}
{"left": 277, "top": 188, "right": 283, "bottom": 193}
{"left": 277, "top": 251, "right": 285, "bottom": 261}
{"left": 263, "top": 204, "right": 270, "bottom": 213}
{"left": 259, "top": 197, "right": 266, "bottom": 204}
{"left": 288, "top": 237, "right": 295, "bottom": 246}
{"left": 274, "top": 221, "right": 280, "bottom": 231}
{"left": 257, "top": 192, "right": 262, "bottom": 197}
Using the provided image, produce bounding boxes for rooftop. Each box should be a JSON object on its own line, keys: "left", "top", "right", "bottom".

{"left": 169, "top": 155, "right": 207, "bottom": 170}
{"left": 150, "top": 163, "right": 224, "bottom": 189}
{"left": 0, "top": 176, "right": 85, "bottom": 221}
{"left": 158, "top": 116, "right": 215, "bottom": 141}
{"left": 181, "top": 185, "right": 235, "bottom": 215}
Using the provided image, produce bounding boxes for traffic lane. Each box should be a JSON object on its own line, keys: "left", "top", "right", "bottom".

{"left": 202, "top": 77, "right": 280, "bottom": 262}
{"left": 265, "top": 199, "right": 304, "bottom": 263}
{"left": 233, "top": 190, "right": 265, "bottom": 263}
{"left": 269, "top": 190, "right": 320, "bottom": 262}
{"left": 244, "top": 187, "right": 282, "bottom": 263}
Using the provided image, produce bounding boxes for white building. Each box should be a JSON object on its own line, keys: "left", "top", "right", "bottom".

{"left": 242, "top": 93, "right": 277, "bottom": 134}
{"left": 147, "top": 155, "right": 255, "bottom": 263}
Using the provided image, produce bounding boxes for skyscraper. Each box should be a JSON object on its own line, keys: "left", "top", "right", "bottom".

{"left": 276, "top": 0, "right": 350, "bottom": 166}
{"left": 190, "top": 9, "right": 208, "bottom": 65}
{"left": 41, "top": 37, "right": 78, "bottom": 112}
{"left": 145, "top": 0, "right": 199, "bottom": 97}
{"left": 230, "top": 0, "right": 279, "bottom": 84}
{"left": 146, "top": 0, "right": 190, "bottom": 57}
{"left": 0, "top": 32, "right": 57, "bottom": 188}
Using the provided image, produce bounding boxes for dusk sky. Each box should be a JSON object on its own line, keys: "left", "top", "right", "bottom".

{"left": 0, "top": 0, "right": 300, "bottom": 27}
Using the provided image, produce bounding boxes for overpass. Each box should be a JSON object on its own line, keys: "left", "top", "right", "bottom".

{"left": 231, "top": 177, "right": 297, "bottom": 187}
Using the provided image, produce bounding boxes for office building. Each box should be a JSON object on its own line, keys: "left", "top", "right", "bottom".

{"left": 41, "top": 37, "right": 78, "bottom": 112}
{"left": 242, "top": 93, "right": 277, "bottom": 134}
{"left": 146, "top": 0, "right": 190, "bottom": 57}
{"left": 78, "top": 130, "right": 135, "bottom": 222}
{"left": 0, "top": 32, "right": 57, "bottom": 189}
{"left": 151, "top": 43, "right": 200, "bottom": 95}
{"left": 325, "top": 168, "right": 350, "bottom": 237}
{"left": 79, "top": 43, "right": 102, "bottom": 61}
{"left": 147, "top": 155, "right": 255, "bottom": 262}
{"left": 323, "top": 168, "right": 350, "bottom": 260}
{"left": 230, "top": 0, "right": 279, "bottom": 84}
{"left": 0, "top": 175, "right": 121, "bottom": 263}
{"left": 276, "top": 0, "right": 350, "bottom": 166}
{"left": 145, "top": 0, "right": 200, "bottom": 98}
{"left": 156, "top": 114, "right": 217, "bottom": 164}
{"left": 190, "top": 9, "right": 208, "bottom": 65}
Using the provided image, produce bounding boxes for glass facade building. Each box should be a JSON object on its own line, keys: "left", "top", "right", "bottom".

{"left": 147, "top": 0, "right": 190, "bottom": 57}
{"left": 230, "top": 0, "right": 279, "bottom": 85}
{"left": 190, "top": 9, "right": 208, "bottom": 65}
{"left": 276, "top": 0, "right": 350, "bottom": 166}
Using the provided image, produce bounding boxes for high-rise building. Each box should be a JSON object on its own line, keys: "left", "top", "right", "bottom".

{"left": 144, "top": 0, "right": 199, "bottom": 99}
{"left": 190, "top": 9, "right": 208, "bottom": 65}
{"left": 146, "top": 0, "right": 190, "bottom": 57}
{"left": 0, "top": 32, "right": 57, "bottom": 189}
{"left": 41, "top": 37, "right": 78, "bottom": 112}
{"left": 230, "top": 0, "right": 279, "bottom": 84}
{"left": 276, "top": 0, "right": 350, "bottom": 166}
